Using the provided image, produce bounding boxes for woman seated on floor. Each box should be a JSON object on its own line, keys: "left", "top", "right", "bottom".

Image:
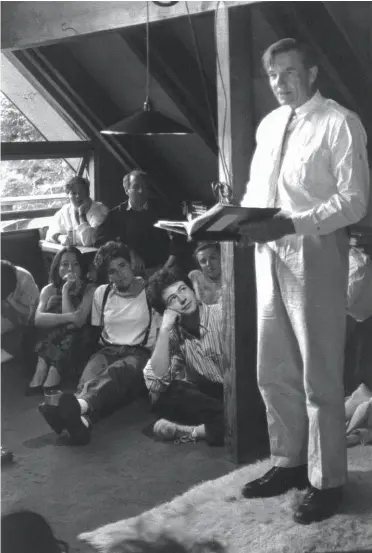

{"left": 188, "top": 241, "right": 222, "bottom": 305}
{"left": 28, "top": 246, "right": 96, "bottom": 394}
{"left": 46, "top": 176, "right": 108, "bottom": 247}
{"left": 38, "top": 241, "right": 160, "bottom": 446}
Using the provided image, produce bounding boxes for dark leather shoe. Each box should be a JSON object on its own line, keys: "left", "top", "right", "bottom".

{"left": 58, "top": 393, "right": 91, "bottom": 446}
{"left": 293, "top": 486, "right": 343, "bottom": 524}
{"left": 1, "top": 447, "right": 14, "bottom": 465}
{"left": 38, "top": 403, "right": 64, "bottom": 435}
{"left": 242, "top": 465, "right": 309, "bottom": 498}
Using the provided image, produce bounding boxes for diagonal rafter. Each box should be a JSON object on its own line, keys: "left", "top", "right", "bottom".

{"left": 7, "top": 45, "right": 181, "bottom": 205}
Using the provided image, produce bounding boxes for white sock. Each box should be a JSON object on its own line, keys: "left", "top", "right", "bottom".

{"left": 77, "top": 398, "right": 89, "bottom": 414}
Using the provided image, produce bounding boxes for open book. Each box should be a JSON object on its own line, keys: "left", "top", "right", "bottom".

{"left": 154, "top": 203, "right": 280, "bottom": 241}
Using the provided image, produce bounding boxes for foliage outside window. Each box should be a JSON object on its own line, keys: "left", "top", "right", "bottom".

{"left": 0, "top": 92, "right": 82, "bottom": 232}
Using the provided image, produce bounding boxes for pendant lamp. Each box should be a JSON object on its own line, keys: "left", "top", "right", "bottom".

{"left": 101, "top": 1, "right": 193, "bottom": 135}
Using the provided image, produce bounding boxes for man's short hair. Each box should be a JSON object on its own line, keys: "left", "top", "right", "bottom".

{"left": 93, "top": 241, "right": 131, "bottom": 285}
{"left": 1, "top": 510, "right": 63, "bottom": 553}
{"left": 64, "top": 176, "right": 90, "bottom": 195}
{"left": 122, "top": 170, "right": 151, "bottom": 193}
{"left": 262, "top": 38, "right": 317, "bottom": 71}
{"left": 146, "top": 266, "right": 194, "bottom": 314}
{"left": 1, "top": 260, "right": 17, "bottom": 301}
{"left": 193, "top": 241, "right": 220, "bottom": 260}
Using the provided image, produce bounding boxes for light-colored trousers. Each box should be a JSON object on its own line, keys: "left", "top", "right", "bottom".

{"left": 255, "top": 230, "right": 349, "bottom": 489}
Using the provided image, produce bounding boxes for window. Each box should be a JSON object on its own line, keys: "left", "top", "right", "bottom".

{"left": 0, "top": 86, "right": 92, "bottom": 233}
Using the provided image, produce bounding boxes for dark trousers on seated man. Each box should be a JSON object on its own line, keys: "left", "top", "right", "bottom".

{"left": 152, "top": 377, "right": 224, "bottom": 446}
{"left": 77, "top": 344, "right": 149, "bottom": 415}
{"left": 39, "top": 344, "right": 150, "bottom": 445}
{"left": 2, "top": 324, "right": 38, "bottom": 376}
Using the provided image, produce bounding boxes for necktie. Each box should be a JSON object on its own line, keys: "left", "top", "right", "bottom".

{"left": 278, "top": 109, "right": 296, "bottom": 173}
{"left": 273, "top": 109, "right": 296, "bottom": 207}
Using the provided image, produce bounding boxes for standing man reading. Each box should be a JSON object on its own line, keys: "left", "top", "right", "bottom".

{"left": 239, "top": 38, "right": 369, "bottom": 524}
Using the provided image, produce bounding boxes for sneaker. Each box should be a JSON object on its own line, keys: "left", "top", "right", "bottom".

{"left": 58, "top": 393, "right": 91, "bottom": 446}
{"left": 153, "top": 419, "right": 197, "bottom": 443}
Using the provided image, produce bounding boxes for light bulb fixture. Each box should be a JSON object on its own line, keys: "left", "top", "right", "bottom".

{"left": 101, "top": 1, "right": 193, "bottom": 135}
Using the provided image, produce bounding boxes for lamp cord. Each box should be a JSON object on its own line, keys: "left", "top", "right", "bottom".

{"left": 185, "top": 1, "right": 232, "bottom": 194}
{"left": 146, "top": 0, "right": 151, "bottom": 101}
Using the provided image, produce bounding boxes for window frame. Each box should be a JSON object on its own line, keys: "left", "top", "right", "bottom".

{"left": 1, "top": 140, "right": 94, "bottom": 223}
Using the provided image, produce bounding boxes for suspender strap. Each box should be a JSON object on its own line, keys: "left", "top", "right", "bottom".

{"left": 140, "top": 293, "right": 152, "bottom": 347}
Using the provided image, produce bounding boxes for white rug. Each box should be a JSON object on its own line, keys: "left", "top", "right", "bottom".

{"left": 80, "top": 446, "right": 372, "bottom": 553}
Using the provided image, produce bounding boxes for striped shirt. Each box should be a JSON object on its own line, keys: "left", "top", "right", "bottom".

{"left": 143, "top": 303, "right": 225, "bottom": 402}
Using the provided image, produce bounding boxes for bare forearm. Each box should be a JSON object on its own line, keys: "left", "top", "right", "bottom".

{"left": 34, "top": 311, "right": 74, "bottom": 328}
{"left": 62, "top": 291, "right": 75, "bottom": 314}
{"left": 150, "top": 328, "right": 172, "bottom": 378}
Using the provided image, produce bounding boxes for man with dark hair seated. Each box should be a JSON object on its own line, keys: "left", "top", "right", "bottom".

{"left": 1, "top": 260, "right": 39, "bottom": 368}
{"left": 1, "top": 260, "right": 40, "bottom": 464}
{"left": 94, "top": 169, "right": 191, "bottom": 277}
{"left": 144, "top": 267, "right": 225, "bottom": 445}
{"left": 46, "top": 175, "right": 108, "bottom": 247}
{"left": 38, "top": 242, "right": 160, "bottom": 446}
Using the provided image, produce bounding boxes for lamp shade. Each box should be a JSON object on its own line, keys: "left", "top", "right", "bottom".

{"left": 101, "top": 101, "right": 193, "bottom": 135}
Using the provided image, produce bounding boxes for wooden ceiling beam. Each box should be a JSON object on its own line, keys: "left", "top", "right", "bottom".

{"left": 1, "top": 1, "right": 255, "bottom": 52}
{"left": 122, "top": 26, "right": 218, "bottom": 155}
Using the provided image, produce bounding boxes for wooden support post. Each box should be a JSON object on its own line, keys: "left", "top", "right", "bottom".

{"left": 216, "top": 4, "right": 266, "bottom": 464}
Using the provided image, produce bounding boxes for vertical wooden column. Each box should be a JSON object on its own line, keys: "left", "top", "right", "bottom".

{"left": 216, "top": 4, "right": 265, "bottom": 464}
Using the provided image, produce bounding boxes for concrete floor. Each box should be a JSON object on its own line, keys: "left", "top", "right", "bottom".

{"left": 1, "top": 361, "right": 236, "bottom": 552}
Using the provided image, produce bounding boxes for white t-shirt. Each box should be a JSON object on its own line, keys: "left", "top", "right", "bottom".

{"left": 91, "top": 283, "right": 159, "bottom": 349}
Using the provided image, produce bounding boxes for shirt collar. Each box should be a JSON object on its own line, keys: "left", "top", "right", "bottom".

{"left": 127, "top": 200, "right": 148, "bottom": 211}
{"left": 178, "top": 303, "right": 209, "bottom": 340}
{"left": 293, "top": 90, "right": 322, "bottom": 119}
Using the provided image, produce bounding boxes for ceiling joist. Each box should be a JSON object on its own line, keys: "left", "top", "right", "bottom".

{"left": 1, "top": 1, "right": 254, "bottom": 52}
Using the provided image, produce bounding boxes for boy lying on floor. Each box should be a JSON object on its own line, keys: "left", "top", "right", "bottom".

{"left": 144, "top": 267, "right": 225, "bottom": 445}
{"left": 38, "top": 241, "right": 160, "bottom": 445}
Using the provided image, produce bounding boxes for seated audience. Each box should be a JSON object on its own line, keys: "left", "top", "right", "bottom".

{"left": 46, "top": 176, "right": 108, "bottom": 247}
{"left": 188, "top": 241, "right": 222, "bottom": 305}
{"left": 344, "top": 241, "right": 372, "bottom": 445}
{"left": 1, "top": 510, "right": 68, "bottom": 553}
{"left": 144, "top": 267, "right": 225, "bottom": 445}
{"left": 94, "top": 170, "right": 184, "bottom": 277}
{"left": 347, "top": 244, "right": 372, "bottom": 323}
{"left": 38, "top": 242, "right": 160, "bottom": 445}
{"left": 28, "top": 246, "right": 96, "bottom": 393}
{"left": 1, "top": 260, "right": 39, "bottom": 370}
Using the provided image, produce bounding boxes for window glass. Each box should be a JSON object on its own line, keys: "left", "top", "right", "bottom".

{"left": 0, "top": 92, "right": 86, "bottom": 233}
